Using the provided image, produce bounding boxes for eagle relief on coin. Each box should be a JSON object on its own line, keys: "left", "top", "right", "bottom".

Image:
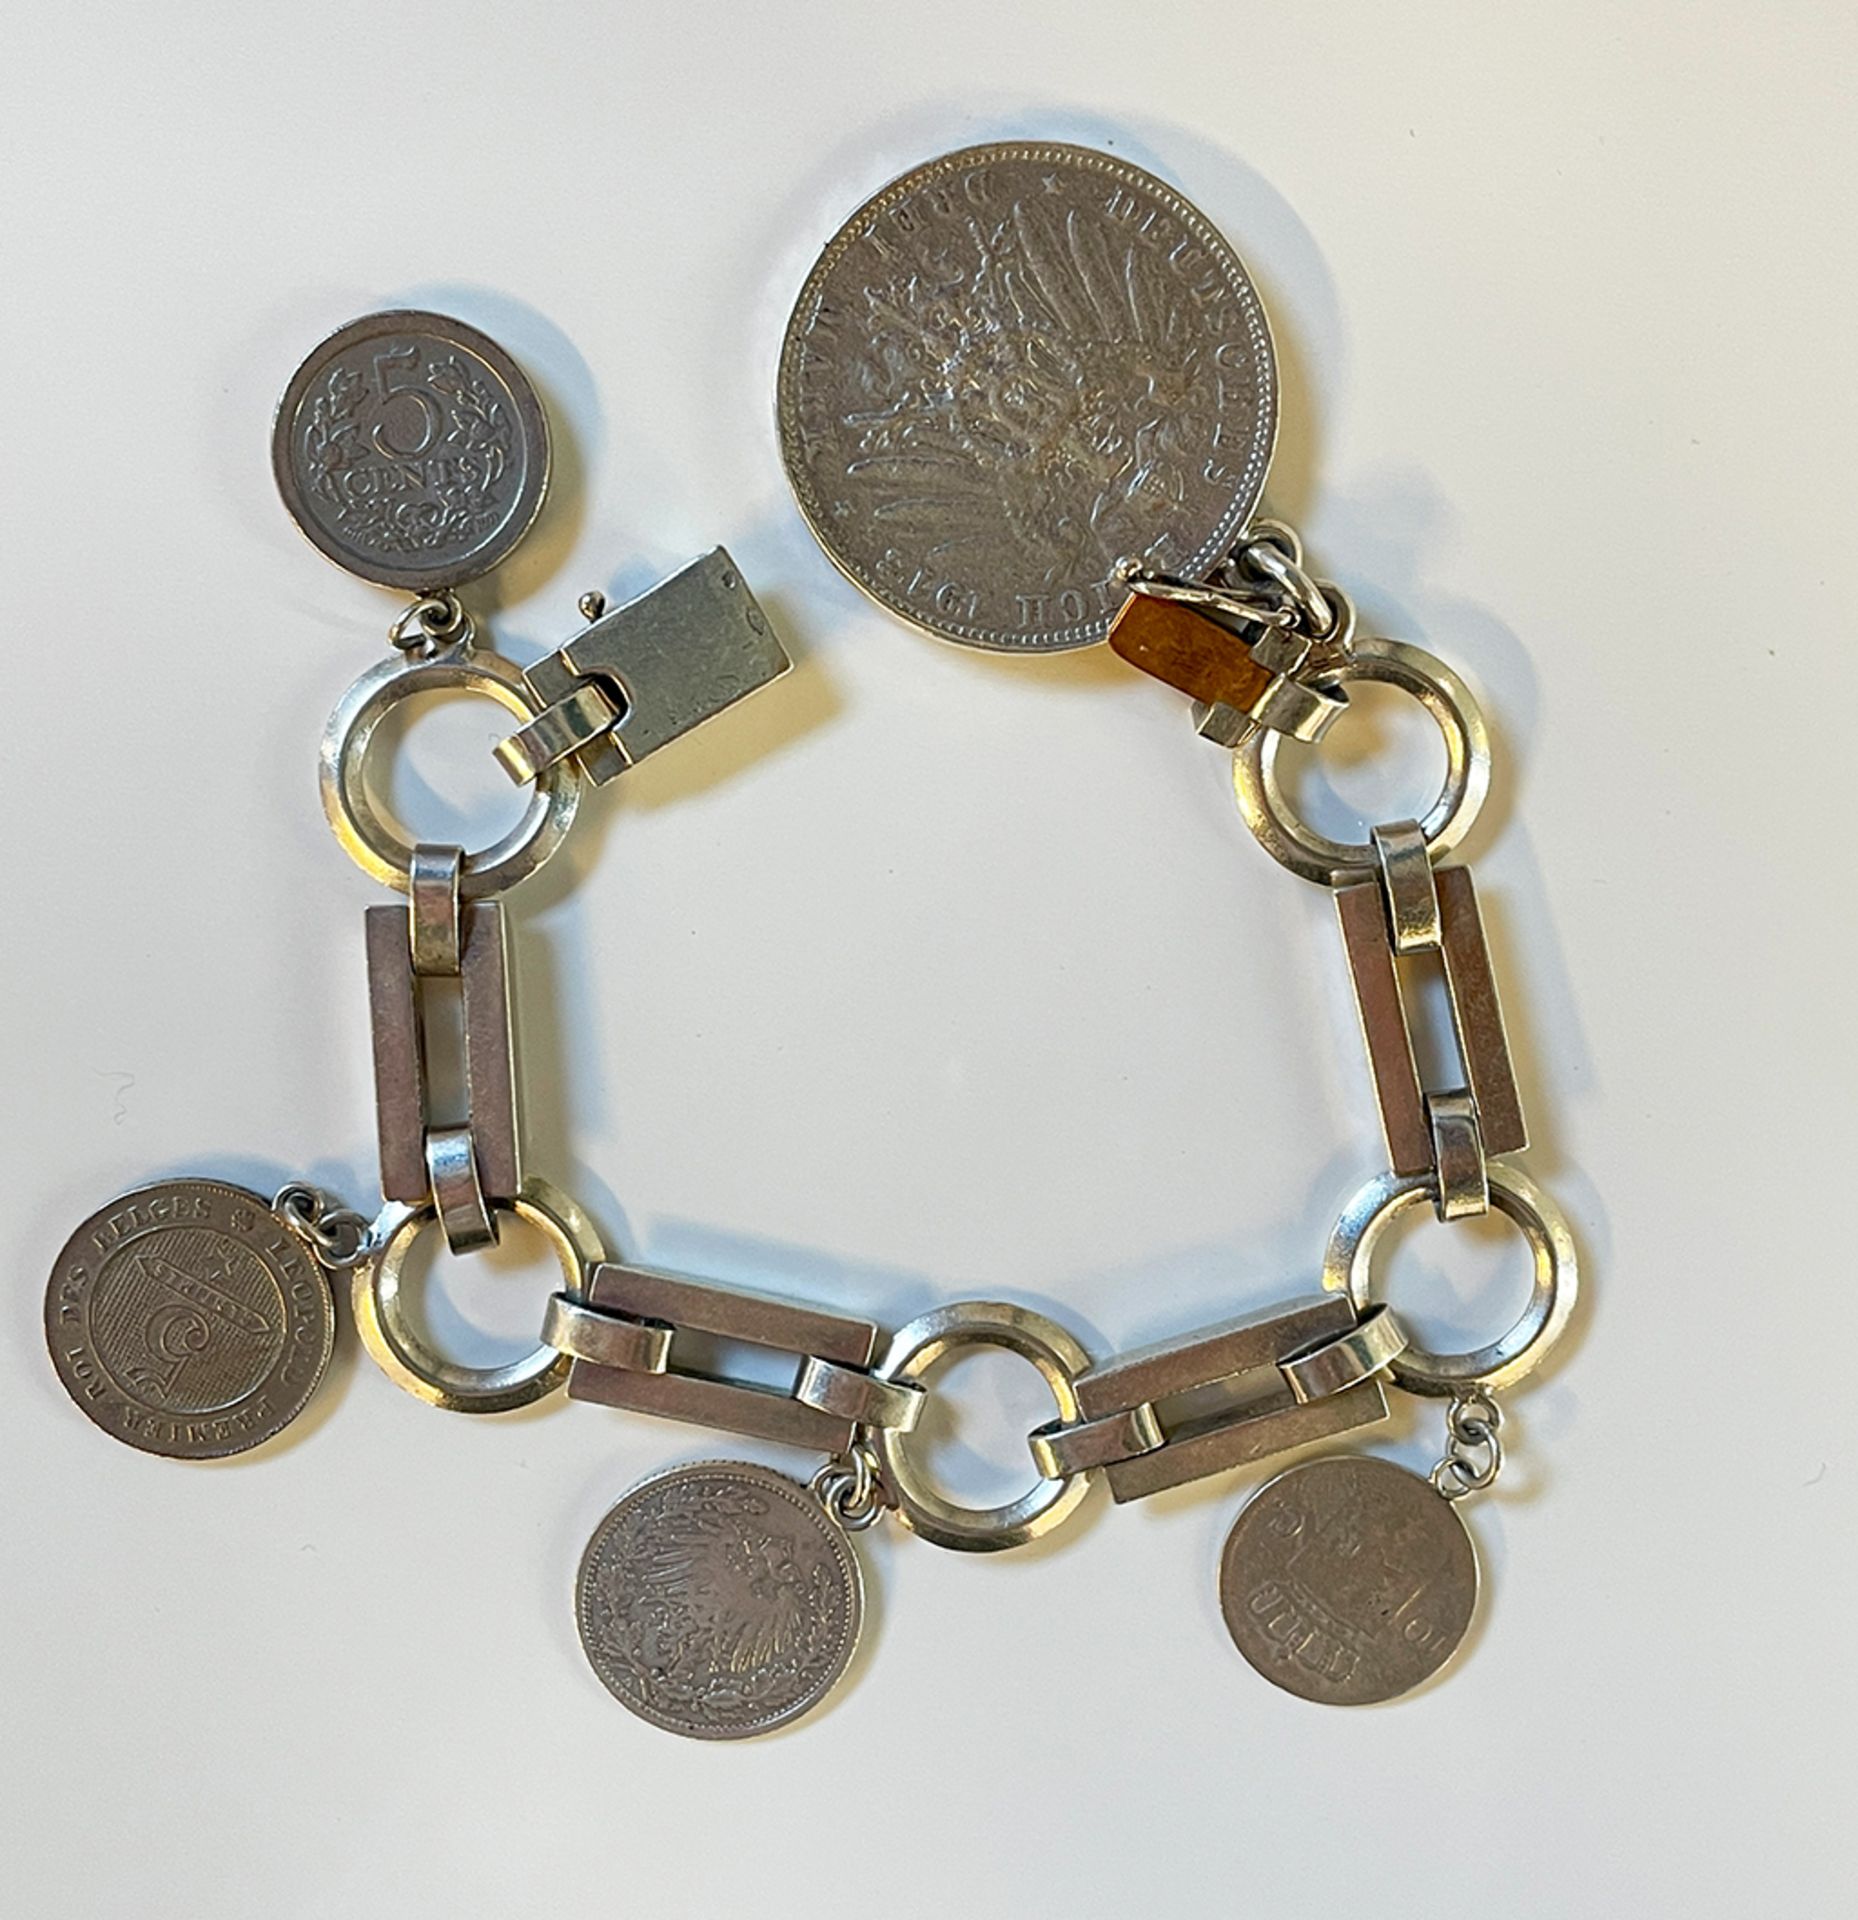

{"left": 272, "top": 309, "right": 550, "bottom": 593}
{"left": 44, "top": 1180, "right": 337, "bottom": 1459}
{"left": 1218, "top": 1455, "right": 1480, "bottom": 1705}
{"left": 777, "top": 141, "right": 1278, "bottom": 652}
{"left": 575, "top": 1461, "right": 864, "bottom": 1739}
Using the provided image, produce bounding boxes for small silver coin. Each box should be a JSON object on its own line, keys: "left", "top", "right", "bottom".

{"left": 777, "top": 141, "right": 1278, "bottom": 653}
{"left": 45, "top": 1180, "right": 337, "bottom": 1460}
{"left": 1219, "top": 1455, "right": 1479, "bottom": 1705}
{"left": 273, "top": 309, "right": 549, "bottom": 592}
{"left": 575, "top": 1461, "right": 863, "bottom": 1740}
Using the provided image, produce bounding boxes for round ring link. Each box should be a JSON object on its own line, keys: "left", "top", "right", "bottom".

{"left": 320, "top": 646, "right": 582, "bottom": 897}
{"left": 1322, "top": 1163, "right": 1578, "bottom": 1396}
{"left": 871, "top": 1301, "right": 1095, "bottom": 1552}
{"left": 1233, "top": 637, "right": 1491, "bottom": 885}
{"left": 352, "top": 1177, "right": 604, "bottom": 1412}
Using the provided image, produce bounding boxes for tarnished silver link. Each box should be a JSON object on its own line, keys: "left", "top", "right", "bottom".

{"left": 459, "top": 902, "right": 521, "bottom": 1201}
{"left": 541, "top": 1291, "right": 674, "bottom": 1373}
{"left": 365, "top": 904, "right": 428, "bottom": 1204}
{"left": 388, "top": 590, "right": 474, "bottom": 660}
{"left": 1027, "top": 1294, "right": 1390, "bottom": 1504}
{"left": 795, "top": 1354, "right": 926, "bottom": 1433}
{"left": 1436, "top": 866, "right": 1526, "bottom": 1157}
{"left": 408, "top": 844, "right": 463, "bottom": 977}
{"left": 1430, "top": 1390, "right": 1505, "bottom": 1500}
{"left": 1247, "top": 670, "right": 1348, "bottom": 743}
{"left": 565, "top": 1263, "right": 888, "bottom": 1454}
{"left": 1231, "top": 525, "right": 1337, "bottom": 640}
{"left": 1028, "top": 1402, "right": 1164, "bottom": 1480}
{"left": 425, "top": 1124, "right": 497, "bottom": 1253}
{"left": 1372, "top": 819, "right": 1441, "bottom": 953}
{"left": 810, "top": 1442, "right": 887, "bottom": 1533}
{"left": 1116, "top": 562, "right": 1299, "bottom": 632}
{"left": 1337, "top": 839, "right": 1522, "bottom": 1212}
{"left": 367, "top": 896, "right": 523, "bottom": 1209}
{"left": 272, "top": 1182, "right": 371, "bottom": 1269}
{"left": 1427, "top": 1090, "right": 1491, "bottom": 1220}
{"left": 497, "top": 681, "right": 624, "bottom": 785}
{"left": 1278, "top": 1303, "right": 1409, "bottom": 1405}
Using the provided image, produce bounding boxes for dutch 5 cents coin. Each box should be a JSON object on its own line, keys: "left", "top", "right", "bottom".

{"left": 44, "top": 1180, "right": 337, "bottom": 1459}
{"left": 273, "top": 309, "right": 550, "bottom": 593}
{"left": 1219, "top": 1455, "right": 1479, "bottom": 1705}
{"left": 575, "top": 1461, "right": 863, "bottom": 1739}
{"left": 777, "top": 141, "right": 1278, "bottom": 652}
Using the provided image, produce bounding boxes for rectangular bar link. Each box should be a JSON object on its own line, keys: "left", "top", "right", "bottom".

{"left": 565, "top": 1263, "right": 879, "bottom": 1453}
{"left": 1072, "top": 1295, "right": 1389, "bottom": 1503}
{"left": 365, "top": 905, "right": 429, "bottom": 1203}
{"left": 460, "top": 902, "right": 521, "bottom": 1201}
{"left": 1336, "top": 881, "right": 1432, "bottom": 1176}
{"left": 1436, "top": 866, "right": 1528, "bottom": 1156}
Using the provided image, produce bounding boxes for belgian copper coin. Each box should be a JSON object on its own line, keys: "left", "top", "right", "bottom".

{"left": 575, "top": 1461, "right": 863, "bottom": 1740}
{"left": 44, "top": 1180, "right": 337, "bottom": 1460}
{"left": 777, "top": 141, "right": 1278, "bottom": 653}
{"left": 1219, "top": 1454, "right": 1479, "bottom": 1705}
{"left": 273, "top": 309, "right": 549, "bottom": 593}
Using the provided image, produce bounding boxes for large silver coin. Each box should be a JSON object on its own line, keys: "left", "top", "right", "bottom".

{"left": 777, "top": 141, "right": 1277, "bottom": 652}
{"left": 273, "top": 309, "right": 549, "bottom": 592}
{"left": 1219, "top": 1455, "right": 1479, "bottom": 1705}
{"left": 575, "top": 1461, "right": 863, "bottom": 1739}
{"left": 44, "top": 1180, "right": 336, "bottom": 1459}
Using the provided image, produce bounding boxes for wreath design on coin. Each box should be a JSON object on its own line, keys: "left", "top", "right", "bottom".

{"left": 302, "top": 356, "right": 515, "bottom": 556}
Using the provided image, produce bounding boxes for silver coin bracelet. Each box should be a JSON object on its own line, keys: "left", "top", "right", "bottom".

{"left": 45, "top": 150, "right": 1582, "bottom": 1737}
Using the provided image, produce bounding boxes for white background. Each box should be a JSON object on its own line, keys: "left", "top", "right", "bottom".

{"left": 2, "top": 4, "right": 1853, "bottom": 1914}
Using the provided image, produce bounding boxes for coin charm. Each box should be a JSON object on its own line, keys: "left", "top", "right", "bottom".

{"left": 575, "top": 1461, "right": 864, "bottom": 1740}
{"left": 1219, "top": 1455, "right": 1479, "bottom": 1705}
{"left": 778, "top": 141, "right": 1277, "bottom": 653}
{"left": 273, "top": 309, "right": 549, "bottom": 592}
{"left": 44, "top": 1180, "right": 338, "bottom": 1460}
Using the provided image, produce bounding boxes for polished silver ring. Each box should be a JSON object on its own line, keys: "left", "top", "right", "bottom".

{"left": 1233, "top": 637, "right": 1490, "bottom": 885}
{"left": 1322, "top": 1163, "right": 1578, "bottom": 1395}
{"left": 320, "top": 647, "right": 581, "bottom": 896}
{"left": 353, "top": 1177, "right": 605, "bottom": 1412}
{"left": 871, "top": 1301, "right": 1095, "bottom": 1552}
